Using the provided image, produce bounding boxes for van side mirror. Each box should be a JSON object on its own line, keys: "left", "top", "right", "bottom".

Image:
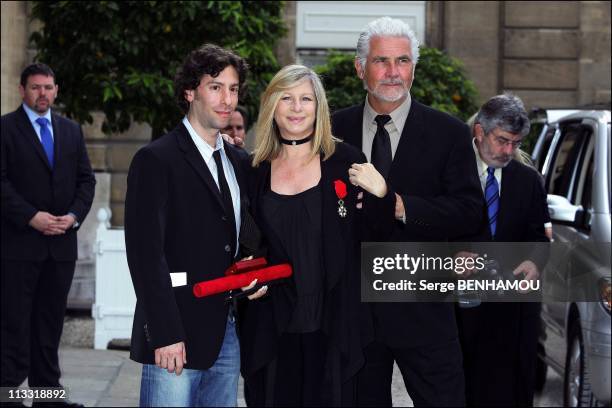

{"left": 547, "top": 194, "right": 584, "bottom": 225}
{"left": 573, "top": 208, "right": 592, "bottom": 230}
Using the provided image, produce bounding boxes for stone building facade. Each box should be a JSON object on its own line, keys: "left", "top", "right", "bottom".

{"left": 428, "top": 1, "right": 611, "bottom": 108}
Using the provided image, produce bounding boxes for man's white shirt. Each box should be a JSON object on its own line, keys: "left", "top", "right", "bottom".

{"left": 183, "top": 117, "right": 241, "bottom": 255}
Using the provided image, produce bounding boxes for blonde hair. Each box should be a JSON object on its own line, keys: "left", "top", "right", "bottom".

{"left": 252, "top": 65, "right": 338, "bottom": 167}
{"left": 467, "top": 113, "right": 534, "bottom": 168}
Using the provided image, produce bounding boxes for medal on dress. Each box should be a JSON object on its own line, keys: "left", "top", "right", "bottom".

{"left": 334, "top": 179, "right": 348, "bottom": 218}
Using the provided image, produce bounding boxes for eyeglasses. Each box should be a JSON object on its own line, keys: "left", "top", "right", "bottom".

{"left": 491, "top": 135, "right": 522, "bottom": 149}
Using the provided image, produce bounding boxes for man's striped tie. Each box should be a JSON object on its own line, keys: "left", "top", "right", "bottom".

{"left": 485, "top": 167, "right": 499, "bottom": 238}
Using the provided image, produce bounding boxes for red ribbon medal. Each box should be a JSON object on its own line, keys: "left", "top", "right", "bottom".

{"left": 334, "top": 180, "right": 348, "bottom": 218}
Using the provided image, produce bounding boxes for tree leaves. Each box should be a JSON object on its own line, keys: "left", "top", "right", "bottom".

{"left": 30, "top": 1, "right": 286, "bottom": 138}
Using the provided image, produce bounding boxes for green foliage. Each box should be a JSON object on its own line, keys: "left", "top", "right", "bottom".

{"left": 523, "top": 121, "right": 543, "bottom": 155}
{"left": 30, "top": 1, "right": 286, "bottom": 138}
{"left": 314, "top": 52, "right": 364, "bottom": 114}
{"left": 315, "top": 48, "right": 479, "bottom": 121}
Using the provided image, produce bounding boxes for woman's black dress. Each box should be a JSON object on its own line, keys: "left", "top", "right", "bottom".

{"left": 238, "top": 143, "right": 395, "bottom": 407}
{"left": 255, "top": 183, "right": 329, "bottom": 406}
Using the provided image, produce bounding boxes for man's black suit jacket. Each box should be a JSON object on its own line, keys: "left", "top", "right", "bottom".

{"left": 1, "top": 105, "right": 95, "bottom": 262}
{"left": 456, "top": 159, "right": 550, "bottom": 272}
{"left": 475, "top": 159, "right": 549, "bottom": 243}
{"left": 331, "top": 100, "right": 483, "bottom": 348}
{"left": 458, "top": 158, "right": 550, "bottom": 301}
{"left": 125, "top": 123, "right": 246, "bottom": 369}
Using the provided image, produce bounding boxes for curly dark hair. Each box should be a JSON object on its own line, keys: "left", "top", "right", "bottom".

{"left": 174, "top": 43, "right": 249, "bottom": 114}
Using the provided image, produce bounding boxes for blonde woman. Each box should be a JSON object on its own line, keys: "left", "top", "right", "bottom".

{"left": 239, "top": 65, "right": 394, "bottom": 406}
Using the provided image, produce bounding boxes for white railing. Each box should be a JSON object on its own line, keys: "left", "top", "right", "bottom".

{"left": 92, "top": 208, "right": 135, "bottom": 349}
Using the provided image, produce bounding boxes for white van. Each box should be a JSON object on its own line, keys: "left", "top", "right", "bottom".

{"left": 532, "top": 109, "right": 611, "bottom": 407}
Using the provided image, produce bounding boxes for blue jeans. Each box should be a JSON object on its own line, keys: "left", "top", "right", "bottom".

{"left": 139, "top": 315, "right": 240, "bottom": 407}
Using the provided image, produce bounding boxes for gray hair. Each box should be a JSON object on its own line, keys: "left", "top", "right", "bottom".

{"left": 467, "top": 109, "right": 534, "bottom": 167}
{"left": 356, "top": 16, "right": 420, "bottom": 69}
{"left": 475, "top": 93, "right": 530, "bottom": 137}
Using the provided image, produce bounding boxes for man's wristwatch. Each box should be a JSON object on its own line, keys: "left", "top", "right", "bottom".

{"left": 69, "top": 212, "right": 79, "bottom": 229}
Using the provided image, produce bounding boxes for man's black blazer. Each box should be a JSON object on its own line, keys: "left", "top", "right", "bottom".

{"left": 1, "top": 105, "right": 95, "bottom": 262}
{"left": 331, "top": 100, "right": 483, "bottom": 348}
{"left": 124, "top": 123, "right": 247, "bottom": 369}
{"left": 456, "top": 159, "right": 550, "bottom": 271}
{"left": 477, "top": 159, "right": 549, "bottom": 243}
{"left": 457, "top": 159, "right": 549, "bottom": 406}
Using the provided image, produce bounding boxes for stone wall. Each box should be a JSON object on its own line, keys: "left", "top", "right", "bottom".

{"left": 578, "top": 1, "right": 611, "bottom": 105}
{"left": 435, "top": 1, "right": 610, "bottom": 110}
{"left": 501, "top": 1, "right": 581, "bottom": 108}
{"left": 1, "top": 1, "right": 29, "bottom": 115}
{"left": 80, "top": 112, "right": 149, "bottom": 226}
{"left": 442, "top": 1, "right": 502, "bottom": 105}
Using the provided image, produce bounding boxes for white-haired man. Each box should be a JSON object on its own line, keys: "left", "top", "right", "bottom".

{"left": 332, "top": 17, "right": 483, "bottom": 406}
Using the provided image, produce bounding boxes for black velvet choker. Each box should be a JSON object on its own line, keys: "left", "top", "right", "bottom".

{"left": 279, "top": 135, "right": 313, "bottom": 146}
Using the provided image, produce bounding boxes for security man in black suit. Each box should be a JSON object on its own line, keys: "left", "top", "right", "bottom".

{"left": 456, "top": 94, "right": 550, "bottom": 407}
{"left": 1, "top": 63, "right": 95, "bottom": 407}
{"left": 331, "top": 17, "right": 483, "bottom": 407}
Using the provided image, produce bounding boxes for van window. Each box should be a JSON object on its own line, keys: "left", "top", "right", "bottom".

{"left": 534, "top": 126, "right": 557, "bottom": 173}
{"left": 573, "top": 151, "right": 595, "bottom": 233}
{"left": 573, "top": 131, "right": 595, "bottom": 206}
{"left": 606, "top": 123, "right": 612, "bottom": 212}
{"left": 547, "top": 123, "right": 591, "bottom": 201}
{"left": 579, "top": 153, "right": 594, "bottom": 211}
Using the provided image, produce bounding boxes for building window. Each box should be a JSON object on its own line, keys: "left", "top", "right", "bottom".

{"left": 296, "top": 1, "right": 426, "bottom": 67}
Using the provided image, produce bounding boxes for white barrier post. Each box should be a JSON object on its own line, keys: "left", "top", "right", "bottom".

{"left": 92, "top": 208, "right": 136, "bottom": 349}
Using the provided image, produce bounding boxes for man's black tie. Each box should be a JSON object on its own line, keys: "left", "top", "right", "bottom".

{"left": 213, "top": 150, "right": 237, "bottom": 256}
{"left": 372, "top": 115, "right": 392, "bottom": 178}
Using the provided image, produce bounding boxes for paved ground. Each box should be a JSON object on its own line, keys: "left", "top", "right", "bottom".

{"left": 14, "top": 315, "right": 564, "bottom": 406}
{"left": 17, "top": 347, "right": 564, "bottom": 407}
